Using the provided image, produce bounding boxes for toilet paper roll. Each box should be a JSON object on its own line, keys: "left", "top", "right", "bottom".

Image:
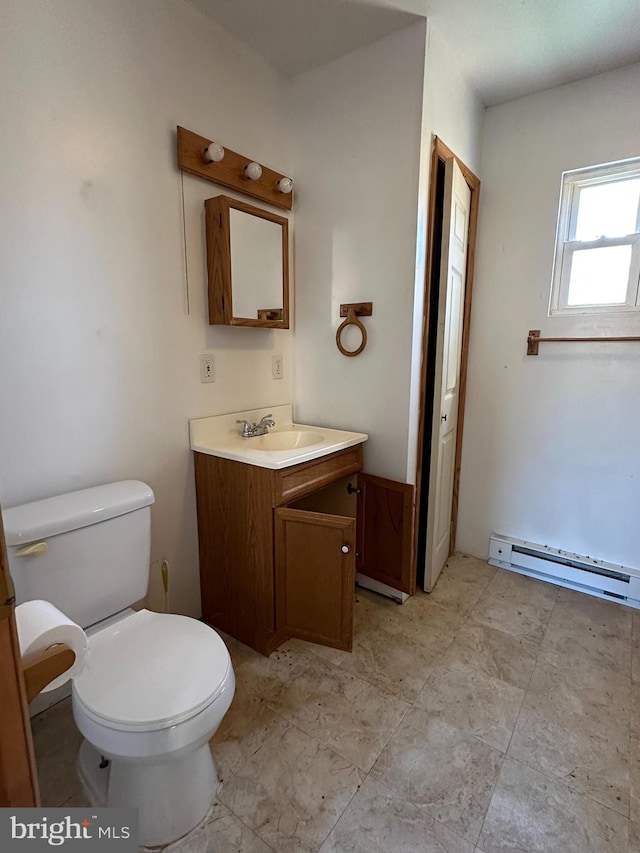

{"left": 15, "top": 600, "right": 89, "bottom": 693}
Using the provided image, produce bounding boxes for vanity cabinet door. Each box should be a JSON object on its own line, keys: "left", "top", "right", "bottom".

{"left": 356, "top": 473, "right": 415, "bottom": 595}
{"left": 275, "top": 508, "right": 355, "bottom": 651}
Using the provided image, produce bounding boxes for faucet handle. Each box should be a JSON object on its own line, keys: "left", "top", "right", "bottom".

{"left": 258, "top": 413, "right": 274, "bottom": 424}
{"left": 236, "top": 419, "right": 254, "bottom": 436}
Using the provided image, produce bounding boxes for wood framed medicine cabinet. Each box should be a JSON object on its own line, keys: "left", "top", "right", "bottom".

{"left": 205, "top": 195, "right": 290, "bottom": 329}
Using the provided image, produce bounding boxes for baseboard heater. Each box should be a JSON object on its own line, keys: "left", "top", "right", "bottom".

{"left": 488, "top": 534, "right": 640, "bottom": 610}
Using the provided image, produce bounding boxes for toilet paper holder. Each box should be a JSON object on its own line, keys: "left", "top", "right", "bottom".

{"left": 21, "top": 643, "right": 76, "bottom": 703}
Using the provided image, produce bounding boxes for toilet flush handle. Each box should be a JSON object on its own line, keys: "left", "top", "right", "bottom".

{"left": 15, "top": 541, "right": 49, "bottom": 557}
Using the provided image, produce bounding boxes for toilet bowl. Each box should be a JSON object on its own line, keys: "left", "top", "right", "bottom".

{"left": 3, "top": 480, "right": 235, "bottom": 848}
{"left": 72, "top": 609, "right": 235, "bottom": 847}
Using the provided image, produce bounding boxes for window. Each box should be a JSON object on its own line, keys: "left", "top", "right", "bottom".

{"left": 549, "top": 158, "right": 640, "bottom": 315}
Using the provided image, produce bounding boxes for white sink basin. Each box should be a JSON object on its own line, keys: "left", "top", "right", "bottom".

{"left": 189, "top": 405, "right": 368, "bottom": 470}
{"left": 249, "top": 430, "right": 325, "bottom": 451}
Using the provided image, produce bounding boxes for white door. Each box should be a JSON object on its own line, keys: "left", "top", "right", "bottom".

{"left": 424, "top": 158, "right": 471, "bottom": 591}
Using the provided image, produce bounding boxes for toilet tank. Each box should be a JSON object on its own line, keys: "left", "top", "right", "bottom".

{"left": 3, "top": 481, "right": 155, "bottom": 629}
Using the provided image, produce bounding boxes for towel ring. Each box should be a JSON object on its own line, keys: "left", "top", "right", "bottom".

{"left": 336, "top": 302, "right": 373, "bottom": 357}
{"left": 336, "top": 307, "right": 367, "bottom": 357}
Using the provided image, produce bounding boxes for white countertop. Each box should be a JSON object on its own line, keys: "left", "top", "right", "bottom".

{"left": 190, "top": 404, "right": 368, "bottom": 470}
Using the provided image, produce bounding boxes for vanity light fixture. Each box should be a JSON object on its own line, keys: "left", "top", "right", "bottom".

{"left": 178, "top": 126, "right": 293, "bottom": 210}
{"left": 203, "top": 141, "right": 225, "bottom": 163}
{"left": 244, "top": 161, "right": 263, "bottom": 180}
{"left": 277, "top": 176, "right": 294, "bottom": 194}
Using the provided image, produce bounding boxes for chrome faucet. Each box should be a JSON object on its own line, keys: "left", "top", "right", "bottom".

{"left": 236, "top": 414, "right": 276, "bottom": 438}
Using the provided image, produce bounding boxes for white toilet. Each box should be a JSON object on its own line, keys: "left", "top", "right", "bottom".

{"left": 4, "top": 480, "right": 235, "bottom": 847}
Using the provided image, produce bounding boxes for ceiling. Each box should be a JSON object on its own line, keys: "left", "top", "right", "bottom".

{"left": 187, "top": 0, "right": 422, "bottom": 80}
{"left": 425, "top": 0, "right": 640, "bottom": 106}
{"left": 189, "top": 0, "right": 640, "bottom": 106}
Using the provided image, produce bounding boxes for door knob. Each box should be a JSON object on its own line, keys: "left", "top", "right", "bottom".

{"left": 341, "top": 545, "right": 350, "bottom": 554}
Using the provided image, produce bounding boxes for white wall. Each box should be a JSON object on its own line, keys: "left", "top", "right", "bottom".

{"left": 292, "top": 23, "right": 427, "bottom": 483}
{"left": 457, "top": 63, "right": 640, "bottom": 568}
{"left": 0, "top": 0, "right": 294, "bottom": 616}
{"left": 406, "top": 23, "right": 483, "bottom": 481}
{"left": 292, "top": 21, "right": 482, "bottom": 486}
{"left": 422, "top": 25, "right": 484, "bottom": 180}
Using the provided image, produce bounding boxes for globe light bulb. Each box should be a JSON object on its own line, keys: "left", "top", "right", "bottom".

{"left": 277, "top": 176, "right": 294, "bottom": 194}
{"left": 244, "top": 162, "right": 263, "bottom": 180}
{"left": 203, "top": 141, "right": 225, "bottom": 163}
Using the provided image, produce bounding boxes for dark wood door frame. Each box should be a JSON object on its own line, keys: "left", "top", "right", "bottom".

{"left": 413, "top": 136, "right": 481, "bottom": 584}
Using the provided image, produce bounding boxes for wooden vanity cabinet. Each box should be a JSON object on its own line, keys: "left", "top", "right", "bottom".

{"left": 194, "top": 445, "right": 413, "bottom": 656}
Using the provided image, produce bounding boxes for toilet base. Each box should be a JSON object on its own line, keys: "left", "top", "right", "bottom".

{"left": 77, "top": 739, "right": 218, "bottom": 847}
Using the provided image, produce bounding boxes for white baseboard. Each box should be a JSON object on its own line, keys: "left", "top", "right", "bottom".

{"left": 356, "top": 573, "right": 408, "bottom": 604}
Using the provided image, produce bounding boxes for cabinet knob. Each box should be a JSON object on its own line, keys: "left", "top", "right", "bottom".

{"left": 341, "top": 545, "right": 350, "bottom": 554}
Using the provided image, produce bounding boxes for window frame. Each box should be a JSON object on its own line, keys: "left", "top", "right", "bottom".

{"left": 549, "top": 158, "right": 640, "bottom": 316}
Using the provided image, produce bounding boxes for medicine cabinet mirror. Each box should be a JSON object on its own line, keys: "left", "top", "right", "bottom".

{"left": 205, "top": 195, "right": 289, "bottom": 328}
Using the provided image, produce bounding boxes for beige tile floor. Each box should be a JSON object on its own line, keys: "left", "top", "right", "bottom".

{"left": 32, "top": 554, "right": 640, "bottom": 852}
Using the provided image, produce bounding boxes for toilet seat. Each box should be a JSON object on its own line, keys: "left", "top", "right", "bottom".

{"left": 73, "top": 609, "right": 231, "bottom": 732}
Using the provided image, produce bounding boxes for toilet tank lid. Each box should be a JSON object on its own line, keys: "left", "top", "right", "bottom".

{"left": 3, "top": 481, "right": 155, "bottom": 546}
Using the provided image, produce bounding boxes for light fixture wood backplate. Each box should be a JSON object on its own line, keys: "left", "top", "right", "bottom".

{"left": 177, "top": 126, "right": 293, "bottom": 211}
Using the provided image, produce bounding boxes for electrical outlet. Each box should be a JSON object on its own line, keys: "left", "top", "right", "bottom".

{"left": 272, "top": 354, "right": 284, "bottom": 380}
{"left": 199, "top": 354, "right": 215, "bottom": 383}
